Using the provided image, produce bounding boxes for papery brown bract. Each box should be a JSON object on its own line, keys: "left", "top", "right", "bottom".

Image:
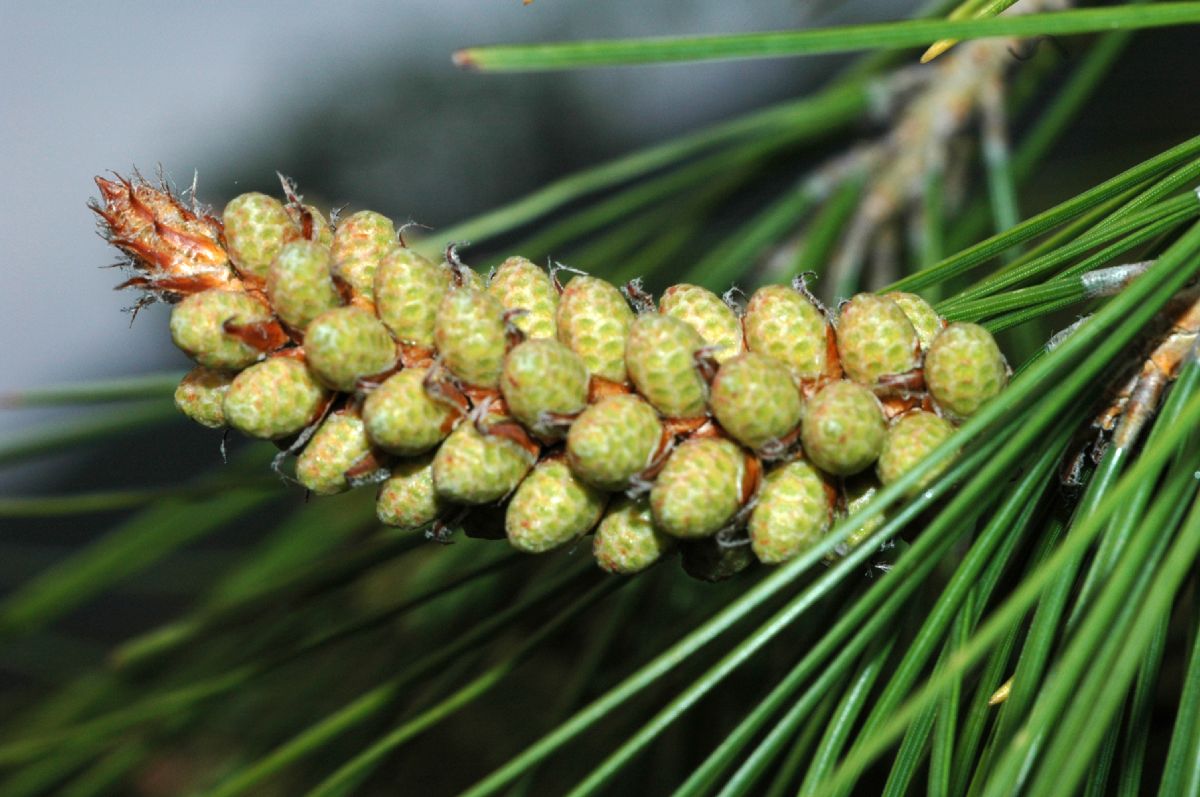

{"left": 92, "top": 174, "right": 241, "bottom": 301}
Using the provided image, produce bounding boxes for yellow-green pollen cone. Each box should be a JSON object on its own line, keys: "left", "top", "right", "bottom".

{"left": 835, "top": 293, "right": 920, "bottom": 386}
{"left": 222, "top": 192, "right": 300, "bottom": 281}
{"left": 304, "top": 306, "right": 397, "bottom": 392}
{"left": 377, "top": 454, "right": 447, "bottom": 530}
{"left": 169, "top": 289, "right": 274, "bottom": 370}
{"left": 925, "top": 322, "right": 1009, "bottom": 420}
{"left": 626, "top": 314, "right": 709, "bottom": 419}
{"left": 362, "top": 367, "right": 457, "bottom": 456}
{"left": 373, "top": 247, "right": 448, "bottom": 347}
{"left": 801, "top": 380, "right": 886, "bottom": 476}
{"left": 710, "top": 352, "right": 803, "bottom": 451}
{"left": 174, "top": 366, "right": 234, "bottom": 429}
{"left": 556, "top": 275, "right": 635, "bottom": 382}
{"left": 593, "top": 496, "right": 674, "bottom": 575}
{"left": 434, "top": 287, "right": 508, "bottom": 388}
{"left": 330, "top": 210, "right": 397, "bottom": 300}
{"left": 505, "top": 458, "right": 607, "bottom": 554}
{"left": 749, "top": 459, "right": 835, "bottom": 564}
{"left": 876, "top": 410, "right": 957, "bottom": 494}
{"left": 567, "top": 394, "right": 662, "bottom": 491}
{"left": 743, "top": 284, "right": 831, "bottom": 383}
{"left": 500, "top": 339, "right": 589, "bottom": 440}
{"left": 658, "top": 283, "right": 744, "bottom": 363}
{"left": 267, "top": 240, "right": 342, "bottom": 330}
{"left": 295, "top": 410, "right": 373, "bottom": 496}
{"left": 885, "top": 291, "right": 943, "bottom": 352}
{"left": 432, "top": 422, "right": 534, "bottom": 505}
{"left": 488, "top": 256, "right": 559, "bottom": 340}
{"left": 222, "top": 357, "right": 328, "bottom": 440}
{"left": 650, "top": 437, "right": 745, "bottom": 539}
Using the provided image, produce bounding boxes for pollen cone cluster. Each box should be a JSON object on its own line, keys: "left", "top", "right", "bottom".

{"left": 95, "top": 174, "right": 1009, "bottom": 580}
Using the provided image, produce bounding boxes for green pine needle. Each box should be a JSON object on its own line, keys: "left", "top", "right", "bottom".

{"left": 454, "top": 5, "right": 1200, "bottom": 71}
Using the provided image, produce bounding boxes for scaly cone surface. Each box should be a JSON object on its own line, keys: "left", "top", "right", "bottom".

{"left": 93, "top": 173, "right": 1010, "bottom": 580}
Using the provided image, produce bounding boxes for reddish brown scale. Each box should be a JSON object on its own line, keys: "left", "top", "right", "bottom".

{"left": 476, "top": 417, "right": 542, "bottom": 461}
{"left": 447, "top": 384, "right": 532, "bottom": 441}
{"left": 503, "top": 309, "right": 529, "bottom": 350}
{"left": 222, "top": 315, "right": 290, "bottom": 355}
{"left": 537, "top": 411, "right": 584, "bottom": 435}
{"left": 792, "top": 325, "right": 844, "bottom": 400}
{"left": 711, "top": 446, "right": 764, "bottom": 535}
{"left": 330, "top": 273, "right": 357, "bottom": 307}
{"left": 445, "top": 244, "right": 474, "bottom": 288}
{"left": 823, "top": 325, "right": 844, "bottom": 380}
{"left": 634, "top": 451, "right": 672, "bottom": 485}
{"left": 399, "top": 343, "right": 437, "bottom": 369}
{"left": 875, "top": 369, "right": 927, "bottom": 398}
{"left": 344, "top": 448, "right": 393, "bottom": 487}
{"left": 347, "top": 294, "right": 377, "bottom": 315}
{"left": 423, "top": 365, "right": 473, "bottom": 419}
{"left": 664, "top": 416, "right": 712, "bottom": 439}
{"left": 693, "top": 348, "right": 722, "bottom": 384}
{"left": 464, "top": 386, "right": 505, "bottom": 413}
{"left": 822, "top": 477, "right": 840, "bottom": 513}
{"left": 293, "top": 206, "right": 316, "bottom": 240}
{"left": 277, "top": 174, "right": 317, "bottom": 241}
{"left": 353, "top": 361, "right": 405, "bottom": 393}
{"left": 1101, "top": 290, "right": 1200, "bottom": 449}
{"left": 1065, "top": 289, "right": 1200, "bottom": 485}
{"left": 791, "top": 274, "right": 843, "bottom": 395}
{"left": 738, "top": 453, "right": 764, "bottom": 505}
{"left": 115, "top": 274, "right": 229, "bottom": 296}
{"left": 633, "top": 417, "right": 715, "bottom": 485}
{"left": 756, "top": 424, "right": 804, "bottom": 462}
{"left": 93, "top": 175, "right": 238, "bottom": 299}
{"left": 270, "top": 346, "right": 308, "bottom": 362}
{"left": 323, "top": 246, "right": 376, "bottom": 314}
{"left": 878, "top": 393, "right": 937, "bottom": 420}
{"left": 587, "top": 376, "right": 634, "bottom": 402}
{"left": 622, "top": 279, "right": 656, "bottom": 314}
{"left": 1094, "top": 370, "right": 1142, "bottom": 434}
{"left": 548, "top": 263, "right": 574, "bottom": 294}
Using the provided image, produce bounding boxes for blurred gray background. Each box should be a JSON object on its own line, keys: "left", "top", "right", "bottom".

{"left": 1, "top": 0, "right": 902, "bottom": 409}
